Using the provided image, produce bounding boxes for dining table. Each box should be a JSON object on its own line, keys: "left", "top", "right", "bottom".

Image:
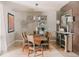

{"left": 34, "top": 35, "right": 49, "bottom": 49}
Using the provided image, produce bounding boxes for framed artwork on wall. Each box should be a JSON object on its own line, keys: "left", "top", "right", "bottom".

{"left": 8, "top": 13, "right": 14, "bottom": 33}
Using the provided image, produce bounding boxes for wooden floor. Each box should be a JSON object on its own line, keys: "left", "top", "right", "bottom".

{"left": 1, "top": 40, "right": 79, "bottom": 57}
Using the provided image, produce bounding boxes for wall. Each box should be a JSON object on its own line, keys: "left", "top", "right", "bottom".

{"left": 25, "top": 11, "right": 56, "bottom": 38}
{"left": 26, "top": 21, "right": 37, "bottom": 34}
{"left": 3, "top": 5, "right": 16, "bottom": 48}
{"left": 60, "top": 1, "right": 79, "bottom": 54}
{"left": 15, "top": 11, "right": 27, "bottom": 32}
{"left": 43, "top": 11, "right": 56, "bottom": 38}
{"left": 2, "top": 4, "right": 27, "bottom": 50}
{"left": 14, "top": 11, "right": 27, "bottom": 41}
{"left": 25, "top": 12, "right": 43, "bottom": 34}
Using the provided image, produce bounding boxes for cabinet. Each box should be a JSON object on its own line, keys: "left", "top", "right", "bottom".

{"left": 57, "top": 33, "right": 65, "bottom": 48}
{"left": 56, "top": 31, "right": 73, "bottom": 52}
{"left": 56, "top": 10, "right": 74, "bottom": 52}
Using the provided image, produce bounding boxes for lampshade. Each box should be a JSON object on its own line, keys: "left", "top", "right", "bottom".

{"left": 59, "top": 28, "right": 64, "bottom": 32}
{"left": 36, "top": 27, "right": 38, "bottom": 31}
{"left": 67, "top": 16, "right": 73, "bottom": 22}
{"left": 33, "top": 16, "right": 36, "bottom": 20}
{"left": 56, "top": 20, "right": 60, "bottom": 24}
{"left": 38, "top": 16, "right": 41, "bottom": 20}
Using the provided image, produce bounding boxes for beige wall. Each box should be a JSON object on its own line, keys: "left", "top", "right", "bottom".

{"left": 0, "top": 3, "right": 27, "bottom": 52}
{"left": 43, "top": 11, "right": 56, "bottom": 38}
{"left": 25, "top": 11, "right": 56, "bottom": 39}
{"left": 25, "top": 12, "right": 43, "bottom": 34}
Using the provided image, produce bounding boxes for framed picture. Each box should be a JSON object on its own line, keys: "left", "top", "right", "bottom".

{"left": 8, "top": 13, "right": 14, "bottom": 33}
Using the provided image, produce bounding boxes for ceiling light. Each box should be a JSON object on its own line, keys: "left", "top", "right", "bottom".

{"left": 35, "top": 3, "right": 38, "bottom": 6}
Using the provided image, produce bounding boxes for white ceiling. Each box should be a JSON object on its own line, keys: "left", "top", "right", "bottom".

{"left": 2, "top": 1, "right": 70, "bottom": 12}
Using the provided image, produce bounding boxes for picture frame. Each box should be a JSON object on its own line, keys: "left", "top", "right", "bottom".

{"left": 8, "top": 13, "right": 14, "bottom": 33}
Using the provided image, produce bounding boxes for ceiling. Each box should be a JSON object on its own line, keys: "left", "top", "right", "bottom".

{"left": 2, "top": 1, "right": 70, "bottom": 12}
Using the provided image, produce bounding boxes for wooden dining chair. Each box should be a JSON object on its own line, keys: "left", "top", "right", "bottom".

{"left": 44, "top": 32, "right": 52, "bottom": 49}
{"left": 27, "top": 35, "right": 44, "bottom": 57}
{"left": 21, "top": 32, "right": 28, "bottom": 51}
{"left": 46, "top": 32, "right": 53, "bottom": 50}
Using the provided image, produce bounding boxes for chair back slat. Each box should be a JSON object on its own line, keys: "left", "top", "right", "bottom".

{"left": 21, "top": 32, "right": 27, "bottom": 43}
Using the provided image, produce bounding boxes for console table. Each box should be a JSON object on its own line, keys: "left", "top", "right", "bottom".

{"left": 56, "top": 31, "right": 74, "bottom": 52}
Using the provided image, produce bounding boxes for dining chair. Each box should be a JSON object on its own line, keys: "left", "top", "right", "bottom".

{"left": 21, "top": 32, "right": 28, "bottom": 51}
{"left": 27, "top": 35, "right": 44, "bottom": 57}
{"left": 46, "top": 32, "right": 53, "bottom": 50}
{"left": 43, "top": 32, "right": 51, "bottom": 49}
